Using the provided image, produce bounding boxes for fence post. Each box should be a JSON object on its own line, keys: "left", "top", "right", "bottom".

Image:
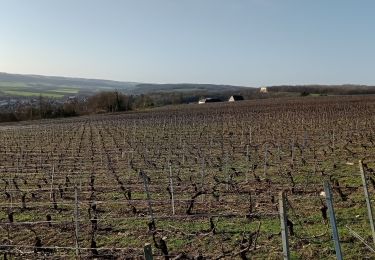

{"left": 245, "top": 145, "right": 250, "bottom": 183}
{"left": 50, "top": 164, "right": 54, "bottom": 201}
{"left": 144, "top": 243, "right": 153, "bottom": 260}
{"left": 264, "top": 143, "right": 268, "bottom": 178}
{"left": 324, "top": 181, "right": 343, "bottom": 260}
{"left": 182, "top": 142, "right": 185, "bottom": 165}
{"left": 290, "top": 140, "right": 294, "bottom": 167}
{"left": 279, "top": 191, "right": 290, "bottom": 260}
{"left": 140, "top": 171, "right": 155, "bottom": 227}
{"left": 359, "top": 160, "right": 375, "bottom": 245}
{"left": 201, "top": 156, "right": 205, "bottom": 202}
{"left": 74, "top": 185, "right": 80, "bottom": 258}
{"left": 168, "top": 162, "right": 175, "bottom": 215}
{"left": 225, "top": 153, "right": 229, "bottom": 191}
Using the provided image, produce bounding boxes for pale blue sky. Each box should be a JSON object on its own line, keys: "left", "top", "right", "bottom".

{"left": 1, "top": 0, "right": 374, "bottom": 86}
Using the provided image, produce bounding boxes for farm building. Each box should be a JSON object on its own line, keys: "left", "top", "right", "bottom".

{"left": 260, "top": 87, "right": 268, "bottom": 93}
{"left": 228, "top": 95, "right": 244, "bottom": 102}
{"left": 198, "top": 98, "right": 222, "bottom": 104}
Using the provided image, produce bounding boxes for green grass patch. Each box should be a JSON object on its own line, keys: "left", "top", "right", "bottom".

{"left": 2, "top": 90, "right": 64, "bottom": 98}
{"left": 0, "top": 82, "right": 27, "bottom": 88}
{"left": 49, "top": 88, "right": 80, "bottom": 94}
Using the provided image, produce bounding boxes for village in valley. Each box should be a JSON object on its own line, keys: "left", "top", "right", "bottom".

{"left": 1, "top": 1, "right": 375, "bottom": 259}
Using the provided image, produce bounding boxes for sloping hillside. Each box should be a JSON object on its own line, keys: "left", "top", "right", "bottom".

{"left": 0, "top": 72, "right": 250, "bottom": 98}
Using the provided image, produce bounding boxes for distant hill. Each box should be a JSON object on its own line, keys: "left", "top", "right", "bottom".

{"left": 3, "top": 72, "right": 374, "bottom": 100}
{"left": 0, "top": 72, "right": 250, "bottom": 98}
{"left": 0, "top": 72, "right": 139, "bottom": 98}
{"left": 133, "top": 83, "right": 247, "bottom": 94}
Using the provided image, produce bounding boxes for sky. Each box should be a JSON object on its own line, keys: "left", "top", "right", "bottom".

{"left": 1, "top": 0, "right": 375, "bottom": 86}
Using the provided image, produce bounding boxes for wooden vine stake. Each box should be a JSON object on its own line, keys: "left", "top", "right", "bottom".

{"left": 182, "top": 141, "right": 185, "bottom": 165}
{"left": 263, "top": 143, "right": 268, "bottom": 178}
{"left": 279, "top": 191, "right": 290, "bottom": 260}
{"left": 225, "top": 152, "right": 229, "bottom": 191}
{"left": 359, "top": 160, "right": 375, "bottom": 245}
{"left": 168, "top": 162, "right": 175, "bottom": 215}
{"left": 74, "top": 185, "right": 80, "bottom": 257}
{"left": 201, "top": 156, "right": 205, "bottom": 203}
{"left": 140, "top": 171, "right": 155, "bottom": 229}
{"left": 144, "top": 243, "right": 153, "bottom": 260}
{"left": 324, "top": 181, "right": 343, "bottom": 260}
{"left": 246, "top": 144, "right": 249, "bottom": 162}
{"left": 245, "top": 144, "right": 250, "bottom": 183}
{"left": 50, "top": 164, "right": 54, "bottom": 201}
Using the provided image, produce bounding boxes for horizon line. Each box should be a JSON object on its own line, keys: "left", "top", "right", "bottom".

{"left": 1, "top": 71, "right": 374, "bottom": 88}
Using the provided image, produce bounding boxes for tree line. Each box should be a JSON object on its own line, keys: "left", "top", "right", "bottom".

{"left": 0, "top": 91, "right": 155, "bottom": 123}
{"left": 0, "top": 89, "right": 264, "bottom": 123}
{"left": 268, "top": 85, "right": 375, "bottom": 95}
{"left": 7, "top": 84, "right": 368, "bottom": 123}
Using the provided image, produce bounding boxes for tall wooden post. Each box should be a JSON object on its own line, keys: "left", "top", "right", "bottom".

{"left": 324, "top": 181, "right": 343, "bottom": 260}
{"left": 140, "top": 171, "right": 155, "bottom": 225}
{"left": 50, "top": 164, "right": 54, "bottom": 201}
{"left": 225, "top": 153, "right": 229, "bottom": 191}
{"left": 169, "top": 163, "right": 175, "bottom": 215}
{"left": 264, "top": 143, "right": 268, "bottom": 178}
{"left": 279, "top": 191, "right": 290, "bottom": 260}
{"left": 74, "top": 185, "right": 80, "bottom": 257}
{"left": 246, "top": 144, "right": 249, "bottom": 162}
{"left": 144, "top": 243, "right": 153, "bottom": 260}
{"left": 201, "top": 156, "right": 205, "bottom": 202}
{"left": 359, "top": 160, "right": 375, "bottom": 245}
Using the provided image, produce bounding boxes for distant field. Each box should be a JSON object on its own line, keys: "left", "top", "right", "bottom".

{"left": 2, "top": 90, "right": 64, "bottom": 98}
{"left": 48, "top": 88, "right": 80, "bottom": 94}
{"left": 0, "top": 82, "right": 28, "bottom": 88}
{"left": 0, "top": 83, "right": 80, "bottom": 98}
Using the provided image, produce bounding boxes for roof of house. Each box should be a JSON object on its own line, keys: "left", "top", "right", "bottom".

{"left": 229, "top": 95, "right": 244, "bottom": 100}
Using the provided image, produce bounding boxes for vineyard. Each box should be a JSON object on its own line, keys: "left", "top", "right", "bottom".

{"left": 1, "top": 95, "right": 375, "bottom": 259}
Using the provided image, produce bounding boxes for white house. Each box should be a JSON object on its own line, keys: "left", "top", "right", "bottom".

{"left": 228, "top": 95, "right": 244, "bottom": 102}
